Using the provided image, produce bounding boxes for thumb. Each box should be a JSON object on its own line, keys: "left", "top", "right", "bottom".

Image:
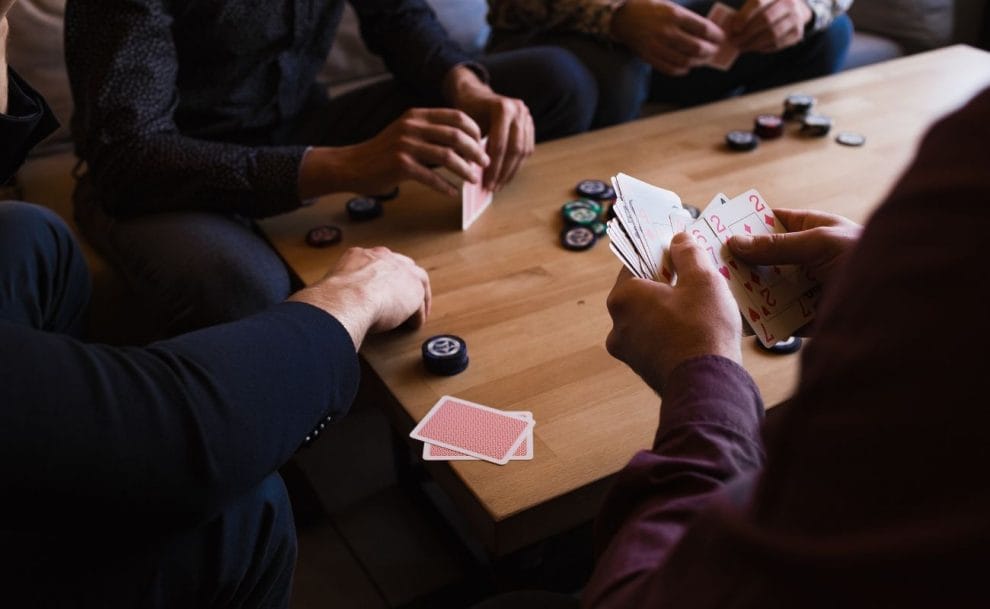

{"left": 668, "top": 232, "right": 711, "bottom": 282}
{"left": 728, "top": 231, "right": 818, "bottom": 266}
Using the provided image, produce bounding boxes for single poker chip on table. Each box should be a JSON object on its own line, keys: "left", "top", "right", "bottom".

{"left": 422, "top": 334, "right": 469, "bottom": 376}
{"left": 575, "top": 179, "right": 614, "bottom": 201}
{"left": 783, "top": 94, "right": 815, "bottom": 120}
{"left": 305, "top": 224, "right": 342, "bottom": 248}
{"left": 561, "top": 199, "right": 602, "bottom": 225}
{"left": 561, "top": 225, "right": 597, "bottom": 251}
{"left": 801, "top": 115, "right": 832, "bottom": 137}
{"left": 725, "top": 130, "right": 759, "bottom": 152}
{"left": 757, "top": 335, "right": 803, "bottom": 354}
{"left": 346, "top": 196, "right": 383, "bottom": 221}
{"left": 836, "top": 131, "right": 866, "bottom": 147}
{"left": 754, "top": 114, "right": 784, "bottom": 139}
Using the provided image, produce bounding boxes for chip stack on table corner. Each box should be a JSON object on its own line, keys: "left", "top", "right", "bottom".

{"left": 605, "top": 172, "right": 819, "bottom": 352}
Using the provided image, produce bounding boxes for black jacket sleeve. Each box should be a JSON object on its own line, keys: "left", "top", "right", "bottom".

{"left": 0, "top": 69, "right": 58, "bottom": 183}
{"left": 0, "top": 302, "right": 360, "bottom": 532}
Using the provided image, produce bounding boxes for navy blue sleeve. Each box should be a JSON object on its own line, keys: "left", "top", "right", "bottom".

{"left": 0, "top": 69, "right": 58, "bottom": 183}
{"left": 352, "top": 0, "right": 477, "bottom": 99}
{"left": 64, "top": 0, "right": 306, "bottom": 218}
{"left": 0, "top": 302, "right": 359, "bottom": 532}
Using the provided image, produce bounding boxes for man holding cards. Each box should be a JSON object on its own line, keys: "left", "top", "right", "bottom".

{"left": 581, "top": 87, "right": 990, "bottom": 607}
{"left": 488, "top": 0, "right": 853, "bottom": 127}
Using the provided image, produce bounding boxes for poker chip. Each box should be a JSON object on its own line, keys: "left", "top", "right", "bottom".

{"left": 725, "top": 130, "right": 758, "bottom": 152}
{"left": 346, "top": 196, "right": 383, "bottom": 221}
{"left": 836, "top": 131, "right": 866, "bottom": 147}
{"left": 783, "top": 94, "right": 815, "bottom": 121}
{"left": 754, "top": 114, "right": 784, "bottom": 139}
{"left": 561, "top": 225, "right": 597, "bottom": 251}
{"left": 575, "top": 179, "right": 609, "bottom": 199}
{"left": 422, "top": 334, "right": 469, "bottom": 376}
{"left": 757, "top": 335, "right": 803, "bottom": 355}
{"left": 801, "top": 115, "right": 832, "bottom": 137}
{"left": 305, "top": 224, "right": 342, "bottom": 248}
{"left": 683, "top": 204, "right": 701, "bottom": 219}
{"left": 590, "top": 221, "right": 607, "bottom": 237}
{"left": 561, "top": 199, "right": 602, "bottom": 226}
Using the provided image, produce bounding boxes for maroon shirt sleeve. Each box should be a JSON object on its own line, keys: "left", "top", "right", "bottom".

{"left": 583, "top": 86, "right": 990, "bottom": 609}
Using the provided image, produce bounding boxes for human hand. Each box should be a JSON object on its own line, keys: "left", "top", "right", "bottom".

{"left": 727, "top": 208, "right": 861, "bottom": 286}
{"left": 730, "top": 0, "right": 812, "bottom": 53}
{"left": 606, "top": 232, "right": 742, "bottom": 394}
{"left": 298, "top": 108, "right": 490, "bottom": 200}
{"left": 289, "top": 247, "right": 431, "bottom": 350}
{"left": 444, "top": 65, "right": 534, "bottom": 191}
{"left": 611, "top": 0, "right": 726, "bottom": 76}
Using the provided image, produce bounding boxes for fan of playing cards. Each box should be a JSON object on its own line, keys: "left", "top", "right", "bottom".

{"left": 606, "top": 173, "right": 821, "bottom": 347}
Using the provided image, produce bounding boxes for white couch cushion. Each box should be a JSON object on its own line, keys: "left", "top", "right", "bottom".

{"left": 848, "top": 0, "right": 953, "bottom": 53}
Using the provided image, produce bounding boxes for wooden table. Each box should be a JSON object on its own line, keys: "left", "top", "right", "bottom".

{"left": 262, "top": 45, "right": 990, "bottom": 556}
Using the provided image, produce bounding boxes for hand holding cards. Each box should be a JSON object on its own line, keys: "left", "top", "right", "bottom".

{"left": 606, "top": 174, "right": 821, "bottom": 347}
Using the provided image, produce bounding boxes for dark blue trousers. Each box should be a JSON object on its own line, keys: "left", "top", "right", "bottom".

{"left": 0, "top": 201, "right": 297, "bottom": 608}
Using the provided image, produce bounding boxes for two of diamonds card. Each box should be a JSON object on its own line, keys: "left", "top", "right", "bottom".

{"left": 606, "top": 174, "right": 822, "bottom": 347}
{"left": 410, "top": 396, "right": 535, "bottom": 465}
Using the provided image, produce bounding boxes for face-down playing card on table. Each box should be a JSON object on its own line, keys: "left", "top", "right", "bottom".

{"left": 423, "top": 411, "right": 533, "bottom": 461}
{"left": 410, "top": 396, "right": 534, "bottom": 465}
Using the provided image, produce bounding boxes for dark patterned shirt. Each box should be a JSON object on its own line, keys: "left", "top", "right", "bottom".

{"left": 65, "top": 0, "right": 472, "bottom": 218}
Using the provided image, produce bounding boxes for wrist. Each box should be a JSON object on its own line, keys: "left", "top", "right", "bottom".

{"left": 298, "top": 146, "right": 351, "bottom": 200}
{"left": 443, "top": 64, "right": 493, "bottom": 110}
{"left": 289, "top": 280, "right": 377, "bottom": 350}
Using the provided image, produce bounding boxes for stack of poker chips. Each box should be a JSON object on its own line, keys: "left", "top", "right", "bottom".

{"left": 559, "top": 179, "right": 615, "bottom": 251}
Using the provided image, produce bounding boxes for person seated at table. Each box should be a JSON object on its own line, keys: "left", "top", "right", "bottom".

{"left": 64, "top": 0, "right": 596, "bottom": 336}
{"left": 1, "top": 6, "right": 431, "bottom": 603}
{"left": 581, "top": 85, "right": 990, "bottom": 607}
{"left": 488, "top": 0, "right": 853, "bottom": 128}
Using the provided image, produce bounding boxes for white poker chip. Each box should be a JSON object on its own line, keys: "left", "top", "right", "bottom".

{"left": 835, "top": 131, "right": 866, "bottom": 147}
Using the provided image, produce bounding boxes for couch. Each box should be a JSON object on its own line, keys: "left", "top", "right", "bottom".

{"left": 8, "top": 0, "right": 986, "bottom": 340}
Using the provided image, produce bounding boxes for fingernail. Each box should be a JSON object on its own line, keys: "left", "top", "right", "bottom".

{"left": 732, "top": 235, "right": 754, "bottom": 251}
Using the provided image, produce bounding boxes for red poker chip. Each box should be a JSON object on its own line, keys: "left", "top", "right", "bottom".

{"left": 305, "top": 225, "right": 342, "bottom": 248}
{"left": 754, "top": 114, "right": 784, "bottom": 139}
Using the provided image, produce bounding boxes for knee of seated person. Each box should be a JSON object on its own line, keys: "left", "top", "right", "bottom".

{"left": 182, "top": 249, "right": 291, "bottom": 329}
{"left": 0, "top": 201, "right": 72, "bottom": 244}
{"left": 519, "top": 47, "right": 597, "bottom": 140}
{"left": 807, "top": 14, "right": 854, "bottom": 74}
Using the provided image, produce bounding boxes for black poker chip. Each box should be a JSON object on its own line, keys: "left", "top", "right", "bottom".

{"left": 726, "top": 130, "right": 758, "bottom": 152}
{"left": 683, "top": 204, "right": 701, "bottom": 219}
{"left": 346, "top": 196, "right": 383, "bottom": 221}
{"left": 783, "top": 94, "right": 815, "bottom": 121}
{"left": 575, "top": 179, "right": 611, "bottom": 200}
{"left": 801, "top": 115, "right": 832, "bottom": 137}
{"left": 757, "top": 335, "right": 803, "bottom": 355}
{"left": 754, "top": 114, "right": 784, "bottom": 139}
{"left": 835, "top": 131, "right": 866, "bottom": 147}
{"left": 561, "top": 225, "right": 597, "bottom": 251}
{"left": 305, "top": 224, "right": 342, "bottom": 248}
{"left": 422, "top": 334, "right": 469, "bottom": 376}
{"left": 561, "top": 199, "right": 602, "bottom": 226}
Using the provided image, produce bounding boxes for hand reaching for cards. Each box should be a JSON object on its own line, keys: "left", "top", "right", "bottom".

{"left": 730, "top": 0, "right": 813, "bottom": 53}
{"left": 298, "top": 108, "right": 490, "bottom": 200}
{"left": 727, "top": 208, "right": 861, "bottom": 287}
{"left": 290, "top": 247, "right": 432, "bottom": 350}
{"left": 611, "top": 0, "right": 726, "bottom": 76}
{"left": 607, "top": 233, "right": 742, "bottom": 394}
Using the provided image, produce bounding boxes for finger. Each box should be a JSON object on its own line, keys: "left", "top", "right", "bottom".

{"left": 419, "top": 265, "right": 432, "bottom": 320}
{"left": 402, "top": 155, "right": 459, "bottom": 197}
{"left": 727, "top": 230, "right": 822, "bottom": 266}
{"left": 675, "top": 7, "right": 726, "bottom": 44}
{"left": 416, "top": 107, "right": 483, "bottom": 142}
{"left": 414, "top": 122, "right": 490, "bottom": 169}
{"left": 668, "top": 28, "right": 721, "bottom": 61}
{"left": 483, "top": 110, "right": 511, "bottom": 191}
{"left": 495, "top": 116, "right": 528, "bottom": 188}
{"left": 405, "top": 139, "right": 480, "bottom": 185}
{"left": 668, "top": 232, "right": 713, "bottom": 282}
{"left": 774, "top": 208, "right": 855, "bottom": 231}
{"left": 732, "top": 0, "right": 770, "bottom": 32}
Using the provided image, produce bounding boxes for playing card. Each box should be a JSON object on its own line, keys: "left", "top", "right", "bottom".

{"left": 423, "top": 411, "right": 533, "bottom": 461}
{"left": 435, "top": 137, "right": 494, "bottom": 230}
{"left": 410, "top": 396, "right": 532, "bottom": 465}
{"left": 612, "top": 174, "right": 683, "bottom": 282}
{"left": 706, "top": 3, "right": 740, "bottom": 70}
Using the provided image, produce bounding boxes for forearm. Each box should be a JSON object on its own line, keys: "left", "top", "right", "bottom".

{"left": 583, "top": 356, "right": 765, "bottom": 607}
{"left": 0, "top": 302, "right": 360, "bottom": 531}
{"left": 1, "top": 17, "right": 9, "bottom": 115}
{"left": 489, "top": 0, "right": 627, "bottom": 40}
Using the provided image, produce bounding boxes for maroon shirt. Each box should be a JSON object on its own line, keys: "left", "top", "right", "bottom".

{"left": 584, "top": 86, "right": 990, "bottom": 608}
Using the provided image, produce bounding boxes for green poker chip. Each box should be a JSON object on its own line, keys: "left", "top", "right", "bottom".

{"left": 561, "top": 199, "right": 602, "bottom": 226}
